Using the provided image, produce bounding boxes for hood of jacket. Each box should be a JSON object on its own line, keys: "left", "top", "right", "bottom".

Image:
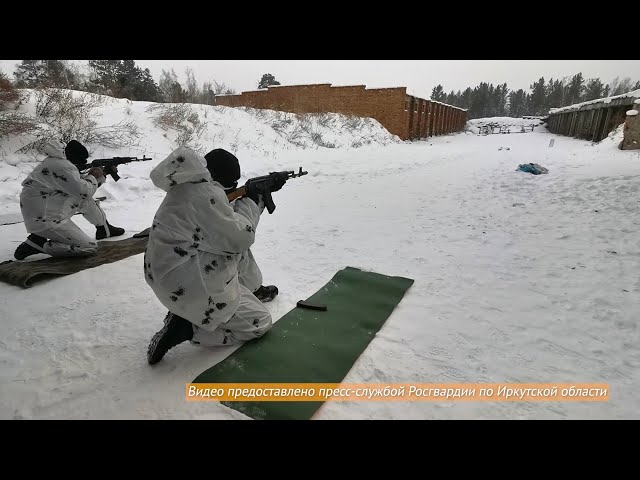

{"left": 150, "top": 147, "right": 213, "bottom": 192}
{"left": 41, "top": 140, "right": 66, "bottom": 160}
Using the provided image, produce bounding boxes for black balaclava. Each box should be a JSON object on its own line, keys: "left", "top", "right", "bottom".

{"left": 204, "top": 148, "right": 241, "bottom": 190}
{"left": 65, "top": 140, "right": 89, "bottom": 165}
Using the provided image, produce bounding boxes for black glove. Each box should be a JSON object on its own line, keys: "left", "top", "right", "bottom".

{"left": 245, "top": 182, "right": 263, "bottom": 206}
{"left": 247, "top": 192, "right": 262, "bottom": 206}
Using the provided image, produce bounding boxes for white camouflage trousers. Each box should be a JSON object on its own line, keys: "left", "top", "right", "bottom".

{"left": 191, "top": 284, "right": 272, "bottom": 346}
{"left": 238, "top": 248, "right": 263, "bottom": 293}
{"left": 34, "top": 198, "right": 107, "bottom": 257}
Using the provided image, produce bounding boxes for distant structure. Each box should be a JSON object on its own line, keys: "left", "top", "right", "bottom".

{"left": 546, "top": 89, "right": 640, "bottom": 149}
{"left": 214, "top": 83, "right": 467, "bottom": 141}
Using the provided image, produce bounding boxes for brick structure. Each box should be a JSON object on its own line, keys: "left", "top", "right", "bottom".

{"left": 215, "top": 83, "right": 467, "bottom": 141}
{"left": 621, "top": 101, "right": 640, "bottom": 150}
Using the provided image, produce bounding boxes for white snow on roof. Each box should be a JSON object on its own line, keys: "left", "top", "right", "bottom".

{"left": 267, "top": 83, "right": 331, "bottom": 88}
{"left": 429, "top": 100, "right": 467, "bottom": 111}
{"left": 627, "top": 109, "right": 638, "bottom": 116}
{"left": 549, "top": 89, "right": 640, "bottom": 114}
{"left": 402, "top": 89, "right": 466, "bottom": 110}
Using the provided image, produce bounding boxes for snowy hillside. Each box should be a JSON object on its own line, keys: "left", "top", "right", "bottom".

{"left": 0, "top": 89, "right": 400, "bottom": 214}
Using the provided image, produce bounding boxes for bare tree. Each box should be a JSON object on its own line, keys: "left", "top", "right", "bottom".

{"left": 213, "top": 80, "right": 235, "bottom": 95}
{"left": 608, "top": 76, "right": 634, "bottom": 96}
{"left": 200, "top": 81, "right": 216, "bottom": 105}
{"left": 159, "top": 69, "right": 184, "bottom": 103}
{"left": 184, "top": 67, "right": 199, "bottom": 103}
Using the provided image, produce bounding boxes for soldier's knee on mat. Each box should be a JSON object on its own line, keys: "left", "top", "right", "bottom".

{"left": 254, "top": 314, "right": 273, "bottom": 337}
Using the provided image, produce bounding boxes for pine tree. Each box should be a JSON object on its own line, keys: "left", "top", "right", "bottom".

{"left": 523, "top": 93, "right": 533, "bottom": 116}
{"left": 135, "top": 68, "right": 162, "bottom": 102}
{"left": 258, "top": 73, "right": 281, "bottom": 89}
{"left": 115, "top": 60, "right": 139, "bottom": 99}
{"left": 86, "top": 60, "right": 160, "bottom": 101}
{"left": 169, "top": 81, "right": 186, "bottom": 103}
{"left": 529, "top": 77, "right": 546, "bottom": 115}
{"left": 87, "top": 60, "right": 121, "bottom": 95}
{"left": 14, "top": 60, "right": 77, "bottom": 88}
{"left": 469, "top": 82, "right": 491, "bottom": 118}
{"left": 430, "top": 84, "right": 446, "bottom": 102}
{"left": 494, "top": 83, "right": 508, "bottom": 116}
{"left": 446, "top": 90, "right": 455, "bottom": 105}
{"left": 200, "top": 82, "right": 216, "bottom": 105}
{"left": 459, "top": 87, "right": 472, "bottom": 110}
{"left": 508, "top": 89, "right": 527, "bottom": 117}
{"left": 565, "top": 73, "right": 585, "bottom": 105}
{"left": 545, "top": 78, "right": 565, "bottom": 110}
{"left": 583, "top": 78, "right": 606, "bottom": 102}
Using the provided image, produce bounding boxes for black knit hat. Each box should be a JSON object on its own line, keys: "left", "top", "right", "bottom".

{"left": 65, "top": 140, "right": 89, "bottom": 165}
{"left": 204, "top": 149, "right": 241, "bottom": 188}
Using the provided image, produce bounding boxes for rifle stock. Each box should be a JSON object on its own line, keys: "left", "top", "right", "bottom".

{"left": 226, "top": 186, "right": 276, "bottom": 213}
{"left": 226, "top": 186, "right": 247, "bottom": 202}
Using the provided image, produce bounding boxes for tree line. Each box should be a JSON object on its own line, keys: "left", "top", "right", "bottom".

{"left": 5, "top": 61, "right": 638, "bottom": 120}
{"left": 3, "top": 60, "right": 284, "bottom": 106}
{"left": 430, "top": 74, "right": 640, "bottom": 119}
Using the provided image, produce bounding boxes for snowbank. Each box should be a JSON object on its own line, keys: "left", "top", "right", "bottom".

{"left": 592, "top": 123, "right": 625, "bottom": 151}
{"left": 0, "top": 89, "right": 401, "bottom": 214}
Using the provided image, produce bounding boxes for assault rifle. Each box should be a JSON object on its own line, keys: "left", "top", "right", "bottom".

{"left": 77, "top": 155, "right": 153, "bottom": 182}
{"left": 226, "top": 167, "right": 308, "bottom": 214}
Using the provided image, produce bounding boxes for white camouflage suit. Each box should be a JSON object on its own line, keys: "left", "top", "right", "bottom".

{"left": 19, "top": 140, "right": 108, "bottom": 257}
{"left": 144, "top": 147, "right": 272, "bottom": 347}
{"left": 237, "top": 233, "right": 263, "bottom": 292}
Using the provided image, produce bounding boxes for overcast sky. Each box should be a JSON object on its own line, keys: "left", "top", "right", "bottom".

{"left": 1, "top": 60, "right": 639, "bottom": 98}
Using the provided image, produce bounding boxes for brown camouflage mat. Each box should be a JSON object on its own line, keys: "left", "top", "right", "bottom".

{"left": 0, "top": 228, "right": 150, "bottom": 288}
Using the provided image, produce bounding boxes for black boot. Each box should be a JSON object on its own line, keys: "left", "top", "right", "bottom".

{"left": 96, "top": 222, "right": 125, "bottom": 240}
{"left": 254, "top": 285, "right": 279, "bottom": 303}
{"left": 147, "top": 312, "right": 194, "bottom": 365}
{"left": 14, "top": 234, "right": 47, "bottom": 260}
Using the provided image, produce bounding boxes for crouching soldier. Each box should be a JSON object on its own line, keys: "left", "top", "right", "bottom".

{"left": 144, "top": 147, "right": 278, "bottom": 365}
{"left": 14, "top": 139, "right": 125, "bottom": 260}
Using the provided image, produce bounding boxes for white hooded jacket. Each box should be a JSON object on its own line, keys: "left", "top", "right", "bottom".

{"left": 19, "top": 140, "right": 102, "bottom": 233}
{"left": 144, "top": 147, "right": 263, "bottom": 329}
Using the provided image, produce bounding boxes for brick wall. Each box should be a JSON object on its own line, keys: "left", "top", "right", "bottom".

{"left": 621, "top": 105, "right": 640, "bottom": 150}
{"left": 215, "top": 83, "right": 467, "bottom": 141}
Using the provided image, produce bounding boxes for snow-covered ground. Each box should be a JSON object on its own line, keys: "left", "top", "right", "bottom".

{"left": 1, "top": 93, "right": 639, "bottom": 419}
